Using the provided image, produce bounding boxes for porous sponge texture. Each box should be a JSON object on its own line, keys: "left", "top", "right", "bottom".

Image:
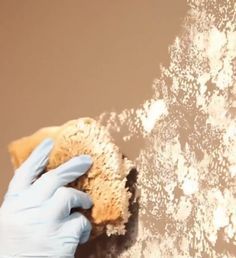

{"left": 8, "top": 117, "right": 134, "bottom": 238}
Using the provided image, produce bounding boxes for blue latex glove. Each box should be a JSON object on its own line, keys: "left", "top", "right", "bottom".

{"left": 0, "top": 138, "right": 93, "bottom": 258}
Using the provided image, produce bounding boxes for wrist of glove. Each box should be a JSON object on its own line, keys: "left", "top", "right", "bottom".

{"left": 0, "top": 139, "right": 93, "bottom": 258}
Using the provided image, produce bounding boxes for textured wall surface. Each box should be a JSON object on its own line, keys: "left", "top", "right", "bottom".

{"left": 89, "top": 0, "right": 236, "bottom": 257}
{"left": 1, "top": 1, "right": 235, "bottom": 257}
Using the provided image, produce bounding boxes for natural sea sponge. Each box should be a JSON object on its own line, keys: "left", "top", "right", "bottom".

{"left": 8, "top": 117, "right": 134, "bottom": 238}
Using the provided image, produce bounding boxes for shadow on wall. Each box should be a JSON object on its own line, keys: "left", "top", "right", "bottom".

{"left": 76, "top": 168, "right": 139, "bottom": 258}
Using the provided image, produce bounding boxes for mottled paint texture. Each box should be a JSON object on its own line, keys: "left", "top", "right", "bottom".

{"left": 79, "top": 0, "right": 236, "bottom": 257}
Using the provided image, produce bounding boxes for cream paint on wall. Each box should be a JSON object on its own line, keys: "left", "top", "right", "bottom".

{"left": 92, "top": 0, "right": 236, "bottom": 257}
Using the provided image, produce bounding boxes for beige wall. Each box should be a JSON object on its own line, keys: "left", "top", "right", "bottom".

{"left": 0, "top": 0, "right": 187, "bottom": 202}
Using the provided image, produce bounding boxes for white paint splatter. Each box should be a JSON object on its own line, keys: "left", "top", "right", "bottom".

{"left": 137, "top": 99, "right": 168, "bottom": 134}
{"left": 93, "top": 1, "right": 236, "bottom": 257}
{"left": 214, "top": 206, "right": 229, "bottom": 229}
{"left": 182, "top": 178, "right": 198, "bottom": 195}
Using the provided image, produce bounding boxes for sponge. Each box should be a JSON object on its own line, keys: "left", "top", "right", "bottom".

{"left": 8, "top": 117, "right": 134, "bottom": 238}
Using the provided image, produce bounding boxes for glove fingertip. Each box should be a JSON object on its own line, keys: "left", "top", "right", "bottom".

{"left": 81, "top": 195, "right": 93, "bottom": 210}
{"left": 72, "top": 155, "right": 93, "bottom": 166}
{"left": 18, "top": 138, "right": 54, "bottom": 175}
{"left": 39, "top": 138, "right": 55, "bottom": 150}
{"left": 79, "top": 222, "right": 92, "bottom": 244}
{"left": 60, "top": 155, "right": 93, "bottom": 175}
{"left": 28, "top": 138, "right": 54, "bottom": 159}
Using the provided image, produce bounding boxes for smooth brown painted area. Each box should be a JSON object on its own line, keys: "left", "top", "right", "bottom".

{"left": 0, "top": 0, "right": 187, "bottom": 203}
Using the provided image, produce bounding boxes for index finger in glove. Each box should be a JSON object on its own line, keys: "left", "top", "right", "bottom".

{"left": 29, "top": 155, "right": 93, "bottom": 202}
{"left": 7, "top": 138, "right": 54, "bottom": 195}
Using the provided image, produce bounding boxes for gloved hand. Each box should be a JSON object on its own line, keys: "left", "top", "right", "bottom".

{"left": 0, "top": 138, "right": 93, "bottom": 258}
